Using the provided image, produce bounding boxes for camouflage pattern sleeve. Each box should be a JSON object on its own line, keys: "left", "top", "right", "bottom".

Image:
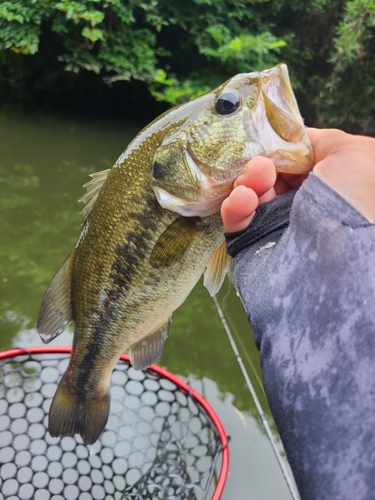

{"left": 225, "top": 173, "right": 375, "bottom": 500}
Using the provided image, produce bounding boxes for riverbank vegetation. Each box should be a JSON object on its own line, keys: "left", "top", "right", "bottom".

{"left": 1, "top": 0, "right": 374, "bottom": 133}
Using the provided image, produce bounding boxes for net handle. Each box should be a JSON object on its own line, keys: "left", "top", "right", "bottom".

{"left": 0, "top": 345, "right": 229, "bottom": 500}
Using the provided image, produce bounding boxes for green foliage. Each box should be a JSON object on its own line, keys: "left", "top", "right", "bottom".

{"left": 314, "top": 0, "right": 375, "bottom": 131}
{"left": 0, "top": 1, "right": 48, "bottom": 54}
{"left": 332, "top": 0, "right": 375, "bottom": 71}
{"left": 149, "top": 70, "right": 209, "bottom": 105}
{"left": 0, "top": 0, "right": 375, "bottom": 132}
{"left": 0, "top": 1, "right": 287, "bottom": 97}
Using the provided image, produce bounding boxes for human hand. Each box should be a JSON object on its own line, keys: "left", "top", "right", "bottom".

{"left": 309, "top": 128, "right": 375, "bottom": 221}
{"left": 221, "top": 128, "right": 375, "bottom": 232}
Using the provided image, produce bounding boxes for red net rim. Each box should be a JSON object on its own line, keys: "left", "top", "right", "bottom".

{"left": 0, "top": 345, "right": 229, "bottom": 500}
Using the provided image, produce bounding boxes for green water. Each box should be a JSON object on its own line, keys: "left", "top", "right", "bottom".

{"left": 0, "top": 112, "right": 293, "bottom": 499}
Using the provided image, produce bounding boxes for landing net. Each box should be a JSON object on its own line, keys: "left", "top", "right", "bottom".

{"left": 0, "top": 346, "right": 229, "bottom": 500}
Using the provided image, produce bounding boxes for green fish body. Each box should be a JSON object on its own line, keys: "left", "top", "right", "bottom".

{"left": 38, "top": 64, "right": 314, "bottom": 444}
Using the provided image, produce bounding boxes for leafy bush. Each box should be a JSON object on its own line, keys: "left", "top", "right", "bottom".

{"left": 0, "top": 0, "right": 374, "bottom": 133}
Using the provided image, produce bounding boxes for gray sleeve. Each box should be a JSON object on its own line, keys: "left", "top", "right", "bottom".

{"left": 226, "top": 173, "right": 375, "bottom": 500}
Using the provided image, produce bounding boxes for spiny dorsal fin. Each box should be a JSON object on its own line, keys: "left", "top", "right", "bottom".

{"left": 150, "top": 217, "right": 200, "bottom": 269}
{"left": 37, "top": 250, "right": 76, "bottom": 343}
{"left": 79, "top": 168, "right": 110, "bottom": 218}
{"left": 204, "top": 240, "right": 231, "bottom": 296}
{"left": 129, "top": 319, "right": 171, "bottom": 370}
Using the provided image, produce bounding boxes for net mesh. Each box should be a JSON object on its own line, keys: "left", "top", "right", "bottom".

{"left": 0, "top": 349, "right": 227, "bottom": 500}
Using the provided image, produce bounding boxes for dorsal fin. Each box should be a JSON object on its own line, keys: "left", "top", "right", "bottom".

{"left": 79, "top": 169, "right": 110, "bottom": 218}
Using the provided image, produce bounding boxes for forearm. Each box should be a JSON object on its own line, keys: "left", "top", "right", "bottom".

{"left": 226, "top": 174, "right": 375, "bottom": 500}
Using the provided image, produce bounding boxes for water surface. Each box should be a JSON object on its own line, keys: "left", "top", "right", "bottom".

{"left": 0, "top": 112, "right": 293, "bottom": 499}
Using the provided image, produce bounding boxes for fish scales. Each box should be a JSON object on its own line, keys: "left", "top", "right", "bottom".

{"left": 68, "top": 133, "right": 225, "bottom": 408}
{"left": 38, "top": 64, "right": 315, "bottom": 444}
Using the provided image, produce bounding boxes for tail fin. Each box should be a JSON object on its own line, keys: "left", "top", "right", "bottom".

{"left": 48, "top": 376, "right": 110, "bottom": 445}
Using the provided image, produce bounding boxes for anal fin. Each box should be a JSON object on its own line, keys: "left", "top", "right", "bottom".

{"left": 129, "top": 319, "right": 171, "bottom": 370}
{"left": 37, "top": 251, "right": 76, "bottom": 343}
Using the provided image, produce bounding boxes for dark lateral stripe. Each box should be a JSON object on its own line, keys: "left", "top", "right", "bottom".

{"left": 74, "top": 325, "right": 107, "bottom": 396}
{"left": 110, "top": 196, "right": 162, "bottom": 289}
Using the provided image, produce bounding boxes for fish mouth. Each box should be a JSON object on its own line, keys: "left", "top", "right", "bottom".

{"left": 258, "top": 64, "right": 315, "bottom": 173}
{"left": 261, "top": 64, "right": 306, "bottom": 141}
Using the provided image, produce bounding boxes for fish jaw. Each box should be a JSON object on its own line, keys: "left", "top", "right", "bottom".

{"left": 250, "top": 64, "right": 315, "bottom": 173}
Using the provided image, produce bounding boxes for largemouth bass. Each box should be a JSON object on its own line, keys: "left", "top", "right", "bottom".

{"left": 37, "top": 64, "right": 314, "bottom": 444}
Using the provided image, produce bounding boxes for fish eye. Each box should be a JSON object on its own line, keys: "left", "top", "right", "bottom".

{"left": 215, "top": 91, "right": 240, "bottom": 115}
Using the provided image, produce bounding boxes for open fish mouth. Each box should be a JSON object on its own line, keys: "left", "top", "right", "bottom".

{"left": 247, "top": 64, "right": 314, "bottom": 172}
{"left": 259, "top": 64, "right": 306, "bottom": 141}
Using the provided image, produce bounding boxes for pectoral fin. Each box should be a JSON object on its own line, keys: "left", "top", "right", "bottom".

{"left": 129, "top": 319, "right": 171, "bottom": 370}
{"left": 150, "top": 217, "right": 200, "bottom": 269}
{"left": 37, "top": 251, "right": 75, "bottom": 343}
{"left": 204, "top": 240, "right": 231, "bottom": 296}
